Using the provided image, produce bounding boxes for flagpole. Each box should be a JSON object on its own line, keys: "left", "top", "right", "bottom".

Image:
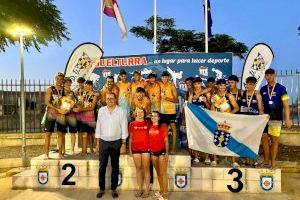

{"left": 204, "top": 0, "right": 208, "bottom": 53}
{"left": 100, "top": 0, "right": 103, "bottom": 48}
{"left": 153, "top": 0, "right": 157, "bottom": 54}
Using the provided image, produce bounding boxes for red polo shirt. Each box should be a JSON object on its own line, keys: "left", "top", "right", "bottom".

{"left": 149, "top": 124, "right": 168, "bottom": 152}
{"left": 129, "top": 121, "right": 150, "bottom": 151}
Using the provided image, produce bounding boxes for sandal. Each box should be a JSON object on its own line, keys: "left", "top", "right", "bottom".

{"left": 135, "top": 191, "right": 143, "bottom": 197}
{"left": 142, "top": 192, "right": 150, "bottom": 198}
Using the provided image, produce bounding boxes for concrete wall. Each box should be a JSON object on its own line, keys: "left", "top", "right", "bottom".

{"left": 0, "top": 133, "right": 57, "bottom": 147}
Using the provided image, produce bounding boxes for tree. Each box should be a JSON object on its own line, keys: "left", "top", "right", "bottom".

{"left": 130, "top": 16, "right": 248, "bottom": 59}
{"left": 0, "top": 0, "right": 70, "bottom": 52}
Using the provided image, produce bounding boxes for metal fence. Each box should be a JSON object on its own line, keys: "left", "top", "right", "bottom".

{"left": 0, "top": 80, "right": 52, "bottom": 133}
{"left": 0, "top": 70, "right": 299, "bottom": 133}
{"left": 276, "top": 70, "right": 300, "bottom": 126}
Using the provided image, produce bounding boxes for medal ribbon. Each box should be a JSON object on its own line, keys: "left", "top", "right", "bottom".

{"left": 267, "top": 83, "right": 276, "bottom": 101}
{"left": 246, "top": 91, "right": 255, "bottom": 110}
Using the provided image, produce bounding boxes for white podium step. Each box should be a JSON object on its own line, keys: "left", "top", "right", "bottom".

{"left": 12, "top": 153, "right": 281, "bottom": 193}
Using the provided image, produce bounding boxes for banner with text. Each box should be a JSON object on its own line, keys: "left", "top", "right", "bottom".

{"left": 90, "top": 53, "right": 232, "bottom": 92}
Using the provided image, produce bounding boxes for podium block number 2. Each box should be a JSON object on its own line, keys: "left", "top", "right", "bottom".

{"left": 62, "top": 163, "right": 76, "bottom": 186}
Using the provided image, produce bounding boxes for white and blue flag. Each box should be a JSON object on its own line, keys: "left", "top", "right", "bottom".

{"left": 185, "top": 102, "right": 269, "bottom": 159}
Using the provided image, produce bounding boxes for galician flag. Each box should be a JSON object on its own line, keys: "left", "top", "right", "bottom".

{"left": 185, "top": 102, "right": 269, "bottom": 159}
{"left": 103, "top": 0, "right": 127, "bottom": 39}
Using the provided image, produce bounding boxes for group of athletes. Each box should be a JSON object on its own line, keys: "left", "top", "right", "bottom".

{"left": 43, "top": 68, "right": 291, "bottom": 199}
{"left": 181, "top": 68, "right": 291, "bottom": 169}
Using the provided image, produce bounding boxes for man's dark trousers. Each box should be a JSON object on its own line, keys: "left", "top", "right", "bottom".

{"left": 98, "top": 139, "right": 121, "bottom": 190}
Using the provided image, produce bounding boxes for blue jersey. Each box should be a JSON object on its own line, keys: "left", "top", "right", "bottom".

{"left": 227, "top": 89, "right": 242, "bottom": 107}
{"left": 260, "top": 83, "right": 289, "bottom": 120}
{"left": 227, "top": 89, "right": 242, "bottom": 114}
{"left": 191, "top": 93, "right": 208, "bottom": 109}
{"left": 240, "top": 91, "right": 259, "bottom": 115}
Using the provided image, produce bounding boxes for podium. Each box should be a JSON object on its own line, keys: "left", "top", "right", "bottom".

{"left": 12, "top": 152, "right": 281, "bottom": 193}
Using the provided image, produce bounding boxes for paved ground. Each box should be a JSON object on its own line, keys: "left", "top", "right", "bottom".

{"left": 0, "top": 172, "right": 299, "bottom": 200}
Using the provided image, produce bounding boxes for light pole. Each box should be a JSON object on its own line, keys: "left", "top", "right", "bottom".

{"left": 8, "top": 24, "right": 33, "bottom": 167}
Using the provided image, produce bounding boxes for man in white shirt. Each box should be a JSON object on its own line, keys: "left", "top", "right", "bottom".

{"left": 95, "top": 93, "right": 128, "bottom": 198}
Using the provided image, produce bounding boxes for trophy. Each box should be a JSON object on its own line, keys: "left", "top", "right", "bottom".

{"left": 60, "top": 95, "right": 76, "bottom": 114}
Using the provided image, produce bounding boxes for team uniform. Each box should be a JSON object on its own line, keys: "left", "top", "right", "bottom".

{"left": 240, "top": 91, "right": 259, "bottom": 115}
{"left": 80, "top": 93, "right": 96, "bottom": 134}
{"left": 74, "top": 88, "right": 85, "bottom": 132}
{"left": 129, "top": 121, "right": 151, "bottom": 153}
{"left": 131, "top": 79, "right": 146, "bottom": 96}
{"left": 239, "top": 91, "right": 260, "bottom": 166}
{"left": 63, "top": 90, "right": 77, "bottom": 133}
{"left": 191, "top": 93, "right": 209, "bottom": 109}
{"left": 260, "top": 83, "right": 289, "bottom": 137}
{"left": 149, "top": 124, "right": 168, "bottom": 156}
{"left": 145, "top": 82, "right": 161, "bottom": 112}
{"left": 44, "top": 86, "right": 66, "bottom": 133}
{"left": 116, "top": 81, "right": 131, "bottom": 120}
{"left": 131, "top": 96, "right": 151, "bottom": 117}
{"left": 160, "top": 82, "right": 177, "bottom": 124}
{"left": 228, "top": 89, "right": 243, "bottom": 110}
{"left": 100, "top": 85, "right": 119, "bottom": 106}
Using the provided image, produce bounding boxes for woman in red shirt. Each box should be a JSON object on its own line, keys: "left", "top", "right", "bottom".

{"left": 129, "top": 108, "right": 151, "bottom": 198}
{"left": 149, "top": 111, "right": 169, "bottom": 200}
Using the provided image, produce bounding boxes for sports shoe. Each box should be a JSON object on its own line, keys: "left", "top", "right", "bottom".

{"left": 96, "top": 190, "right": 104, "bottom": 198}
{"left": 157, "top": 196, "right": 164, "bottom": 200}
{"left": 111, "top": 190, "right": 118, "bottom": 198}
{"left": 211, "top": 161, "right": 217, "bottom": 167}
{"left": 154, "top": 191, "right": 161, "bottom": 197}
{"left": 204, "top": 158, "right": 211, "bottom": 165}
{"left": 193, "top": 158, "right": 200, "bottom": 163}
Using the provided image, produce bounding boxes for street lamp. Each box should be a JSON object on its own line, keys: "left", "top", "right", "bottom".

{"left": 7, "top": 24, "right": 33, "bottom": 167}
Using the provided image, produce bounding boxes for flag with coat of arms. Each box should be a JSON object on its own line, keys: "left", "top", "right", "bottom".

{"left": 185, "top": 102, "right": 269, "bottom": 159}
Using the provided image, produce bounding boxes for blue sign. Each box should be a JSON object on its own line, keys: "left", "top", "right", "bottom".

{"left": 90, "top": 53, "right": 232, "bottom": 92}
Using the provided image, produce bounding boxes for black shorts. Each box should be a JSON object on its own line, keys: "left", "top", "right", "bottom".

{"left": 132, "top": 150, "right": 150, "bottom": 154}
{"left": 66, "top": 122, "right": 77, "bottom": 134}
{"left": 263, "top": 124, "right": 268, "bottom": 134}
{"left": 44, "top": 117, "right": 66, "bottom": 133}
{"left": 80, "top": 123, "right": 95, "bottom": 134}
{"left": 150, "top": 150, "right": 166, "bottom": 157}
{"left": 160, "top": 114, "right": 176, "bottom": 125}
{"left": 76, "top": 120, "right": 82, "bottom": 132}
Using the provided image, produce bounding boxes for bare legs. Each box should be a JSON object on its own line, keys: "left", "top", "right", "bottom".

{"left": 152, "top": 154, "right": 168, "bottom": 199}
{"left": 44, "top": 132, "right": 52, "bottom": 159}
{"left": 133, "top": 153, "right": 151, "bottom": 195}
{"left": 261, "top": 133, "right": 279, "bottom": 167}
{"left": 170, "top": 123, "right": 177, "bottom": 154}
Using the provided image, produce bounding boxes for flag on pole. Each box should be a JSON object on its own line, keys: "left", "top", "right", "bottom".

{"left": 185, "top": 102, "right": 269, "bottom": 159}
{"left": 103, "top": 0, "right": 127, "bottom": 39}
{"left": 203, "top": 0, "right": 213, "bottom": 37}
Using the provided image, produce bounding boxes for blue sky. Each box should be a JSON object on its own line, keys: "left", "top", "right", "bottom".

{"left": 0, "top": 0, "right": 299, "bottom": 80}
